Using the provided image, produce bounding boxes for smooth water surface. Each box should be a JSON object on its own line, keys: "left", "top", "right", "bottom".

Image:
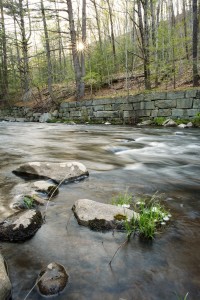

{"left": 0, "top": 122, "right": 200, "bottom": 300}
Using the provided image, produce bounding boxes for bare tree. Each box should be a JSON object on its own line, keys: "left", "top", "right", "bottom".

{"left": 0, "top": 0, "right": 8, "bottom": 99}
{"left": 66, "top": 0, "right": 86, "bottom": 99}
{"left": 192, "top": 0, "right": 199, "bottom": 86}
{"left": 40, "top": 0, "right": 57, "bottom": 103}
{"left": 137, "top": 0, "right": 151, "bottom": 89}
{"left": 105, "top": 0, "right": 116, "bottom": 62}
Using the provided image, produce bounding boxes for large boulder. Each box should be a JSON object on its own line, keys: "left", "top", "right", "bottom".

{"left": 12, "top": 161, "right": 89, "bottom": 184}
{"left": 72, "top": 199, "right": 139, "bottom": 231}
{"left": 37, "top": 262, "right": 69, "bottom": 296}
{"left": 0, "top": 209, "right": 43, "bottom": 242}
{"left": 0, "top": 253, "right": 12, "bottom": 300}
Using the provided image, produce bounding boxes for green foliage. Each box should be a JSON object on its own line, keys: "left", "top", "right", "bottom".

{"left": 123, "top": 193, "right": 171, "bottom": 240}
{"left": 111, "top": 192, "right": 171, "bottom": 240}
{"left": 111, "top": 192, "right": 132, "bottom": 206}
{"left": 175, "top": 118, "right": 190, "bottom": 125}
{"left": 84, "top": 71, "right": 102, "bottom": 90}
{"left": 23, "top": 196, "right": 35, "bottom": 209}
{"left": 193, "top": 112, "right": 200, "bottom": 127}
{"left": 153, "top": 117, "right": 166, "bottom": 126}
{"left": 135, "top": 194, "right": 171, "bottom": 239}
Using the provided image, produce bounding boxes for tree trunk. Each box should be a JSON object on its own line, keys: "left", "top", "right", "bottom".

{"left": 0, "top": 0, "right": 8, "bottom": 99}
{"left": 66, "top": 0, "right": 85, "bottom": 99}
{"left": 106, "top": 0, "right": 116, "bottom": 63}
{"left": 150, "top": 0, "right": 157, "bottom": 87}
{"left": 40, "top": 0, "right": 56, "bottom": 104}
{"left": 18, "top": 0, "right": 30, "bottom": 97}
{"left": 192, "top": 0, "right": 199, "bottom": 86}
{"left": 81, "top": 0, "right": 86, "bottom": 84}
{"left": 182, "top": 0, "right": 189, "bottom": 60}
{"left": 91, "top": 0, "right": 103, "bottom": 52}
{"left": 170, "top": 0, "right": 176, "bottom": 89}
{"left": 139, "top": 0, "right": 151, "bottom": 89}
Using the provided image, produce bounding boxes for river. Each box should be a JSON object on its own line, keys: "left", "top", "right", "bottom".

{"left": 0, "top": 122, "right": 200, "bottom": 300}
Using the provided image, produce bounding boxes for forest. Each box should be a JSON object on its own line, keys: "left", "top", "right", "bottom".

{"left": 0, "top": 0, "right": 199, "bottom": 103}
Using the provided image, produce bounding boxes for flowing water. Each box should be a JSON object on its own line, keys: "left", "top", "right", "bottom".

{"left": 0, "top": 122, "right": 200, "bottom": 300}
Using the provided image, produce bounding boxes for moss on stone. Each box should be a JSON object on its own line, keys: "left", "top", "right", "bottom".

{"left": 114, "top": 214, "right": 127, "bottom": 221}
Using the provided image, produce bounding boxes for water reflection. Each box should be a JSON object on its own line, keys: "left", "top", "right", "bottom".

{"left": 0, "top": 122, "right": 200, "bottom": 300}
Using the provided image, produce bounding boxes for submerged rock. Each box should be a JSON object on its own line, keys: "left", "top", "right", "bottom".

{"left": 0, "top": 209, "right": 43, "bottom": 242}
{"left": 0, "top": 253, "right": 12, "bottom": 300}
{"left": 37, "top": 262, "right": 69, "bottom": 296}
{"left": 11, "top": 181, "right": 58, "bottom": 210}
{"left": 33, "top": 180, "right": 58, "bottom": 197}
{"left": 12, "top": 161, "right": 89, "bottom": 184}
{"left": 72, "top": 199, "right": 139, "bottom": 231}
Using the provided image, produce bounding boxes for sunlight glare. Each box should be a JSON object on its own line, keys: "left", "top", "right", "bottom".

{"left": 76, "top": 41, "right": 85, "bottom": 52}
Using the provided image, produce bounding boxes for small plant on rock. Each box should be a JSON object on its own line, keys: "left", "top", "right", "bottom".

{"left": 193, "top": 112, "right": 200, "bottom": 127}
{"left": 23, "top": 196, "right": 35, "bottom": 209}
{"left": 153, "top": 117, "right": 166, "bottom": 126}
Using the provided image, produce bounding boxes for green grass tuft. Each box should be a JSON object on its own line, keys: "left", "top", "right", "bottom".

{"left": 111, "top": 192, "right": 132, "bottom": 206}
{"left": 23, "top": 196, "right": 35, "bottom": 209}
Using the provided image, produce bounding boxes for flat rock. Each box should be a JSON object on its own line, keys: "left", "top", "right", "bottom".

{"left": 37, "top": 262, "right": 69, "bottom": 296}
{"left": 12, "top": 161, "right": 89, "bottom": 184}
{"left": 72, "top": 199, "right": 139, "bottom": 231}
{"left": 0, "top": 253, "right": 11, "bottom": 300}
{"left": 0, "top": 209, "right": 43, "bottom": 242}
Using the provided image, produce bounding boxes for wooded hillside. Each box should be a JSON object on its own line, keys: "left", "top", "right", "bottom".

{"left": 0, "top": 0, "right": 199, "bottom": 104}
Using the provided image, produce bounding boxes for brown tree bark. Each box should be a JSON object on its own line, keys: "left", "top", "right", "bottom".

{"left": 40, "top": 0, "right": 57, "bottom": 104}
{"left": 18, "top": 0, "right": 31, "bottom": 97}
{"left": 182, "top": 0, "right": 189, "bottom": 60}
{"left": 66, "top": 0, "right": 86, "bottom": 99}
{"left": 106, "top": 0, "right": 116, "bottom": 62}
{"left": 0, "top": 0, "right": 8, "bottom": 99}
{"left": 137, "top": 0, "right": 151, "bottom": 90}
{"left": 193, "top": 0, "right": 199, "bottom": 86}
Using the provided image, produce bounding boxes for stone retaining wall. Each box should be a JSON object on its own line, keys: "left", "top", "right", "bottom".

{"left": 59, "top": 89, "right": 200, "bottom": 124}
{"left": 0, "top": 90, "right": 200, "bottom": 124}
